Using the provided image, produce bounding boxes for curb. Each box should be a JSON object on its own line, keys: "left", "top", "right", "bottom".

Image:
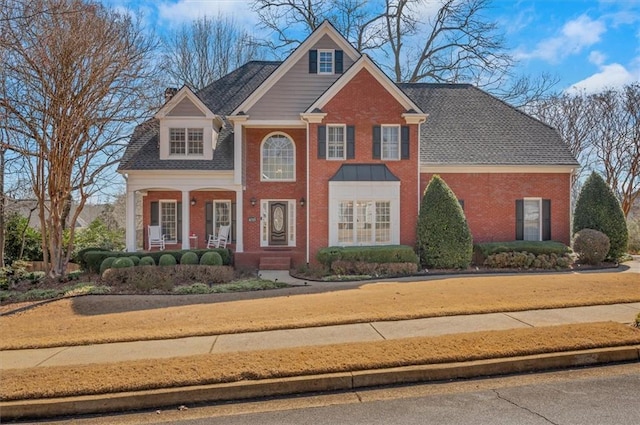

{"left": 2, "top": 345, "right": 638, "bottom": 421}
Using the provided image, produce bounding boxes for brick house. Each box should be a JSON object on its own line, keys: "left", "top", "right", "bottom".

{"left": 118, "top": 21, "right": 578, "bottom": 269}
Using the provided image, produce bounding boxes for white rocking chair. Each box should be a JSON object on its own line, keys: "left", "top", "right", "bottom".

{"left": 207, "top": 225, "right": 230, "bottom": 249}
{"left": 148, "top": 225, "right": 165, "bottom": 251}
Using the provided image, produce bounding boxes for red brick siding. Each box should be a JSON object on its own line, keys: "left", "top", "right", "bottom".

{"left": 420, "top": 173, "right": 572, "bottom": 245}
{"left": 307, "top": 69, "right": 420, "bottom": 262}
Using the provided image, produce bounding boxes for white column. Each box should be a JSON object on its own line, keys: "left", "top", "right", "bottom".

{"left": 182, "top": 190, "right": 190, "bottom": 250}
{"left": 235, "top": 187, "right": 243, "bottom": 252}
{"left": 125, "top": 187, "right": 136, "bottom": 251}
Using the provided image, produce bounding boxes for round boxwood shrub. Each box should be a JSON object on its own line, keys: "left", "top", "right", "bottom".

{"left": 139, "top": 256, "right": 155, "bottom": 266}
{"left": 573, "top": 229, "right": 610, "bottom": 265}
{"left": 417, "top": 175, "right": 473, "bottom": 269}
{"left": 573, "top": 172, "right": 628, "bottom": 260}
{"left": 128, "top": 256, "right": 140, "bottom": 266}
{"left": 200, "top": 251, "right": 223, "bottom": 266}
{"left": 180, "top": 251, "right": 199, "bottom": 265}
{"left": 158, "top": 254, "right": 177, "bottom": 266}
{"left": 99, "top": 257, "right": 117, "bottom": 275}
{"left": 112, "top": 257, "right": 135, "bottom": 269}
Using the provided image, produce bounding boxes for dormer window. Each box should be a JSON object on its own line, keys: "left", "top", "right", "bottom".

{"left": 170, "top": 128, "right": 204, "bottom": 156}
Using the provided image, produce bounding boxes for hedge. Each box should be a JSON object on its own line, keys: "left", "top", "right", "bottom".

{"left": 83, "top": 248, "right": 232, "bottom": 273}
{"left": 474, "top": 241, "right": 570, "bottom": 259}
{"left": 317, "top": 245, "right": 419, "bottom": 267}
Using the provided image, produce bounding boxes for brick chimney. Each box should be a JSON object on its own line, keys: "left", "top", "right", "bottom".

{"left": 164, "top": 87, "right": 178, "bottom": 103}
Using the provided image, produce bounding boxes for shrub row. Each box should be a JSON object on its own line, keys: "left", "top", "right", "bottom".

{"left": 317, "top": 245, "right": 419, "bottom": 267}
{"left": 101, "top": 265, "right": 235, "bottom": 291}
{"left": 484, "top": 252, "right": 572, "bottom": 269}
{"left": 83, "top": 248, "right": 231, "bottom": 273}
{"left": 474, "top": 241, "right": 570, "bottom": 259}
{"left": 330, "top": 260, "right": 418, "bottom": 276}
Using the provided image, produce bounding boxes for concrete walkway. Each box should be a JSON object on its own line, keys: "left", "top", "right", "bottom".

{"left": 2, "top": 302, "right": 639, "bottom": 370}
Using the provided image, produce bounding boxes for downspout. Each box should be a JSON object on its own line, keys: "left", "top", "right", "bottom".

{"left": 306, "top": 120, "right": 310, "bottom": 264}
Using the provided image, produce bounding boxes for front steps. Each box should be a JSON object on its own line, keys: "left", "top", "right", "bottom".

{"left": 259, "top": 256, "right": 292, "bottom": 270}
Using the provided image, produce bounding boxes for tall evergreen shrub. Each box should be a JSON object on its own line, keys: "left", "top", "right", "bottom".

{"left": 573, "top": 172, "right": 628, "bottom": 260}
{"left": 416, "top": 175, "right": 473, "bottom": 268}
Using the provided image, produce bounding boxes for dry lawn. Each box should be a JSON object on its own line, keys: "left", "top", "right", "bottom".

{"left": 2, "top": 322, "right": 639, "bottom": 401}
{"left": 2, "top": 273, "right": 639, "bottom": 349}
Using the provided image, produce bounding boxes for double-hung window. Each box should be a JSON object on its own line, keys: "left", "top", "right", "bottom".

{"left": 327, "top": 125, "right": 346, "bottom": 159}
{"left": 213, "top": 200, "right": 231, "bottom": 236}
{"left": 381, "top": 125, "right": 400, "bottom": 160}
{"left": 169, "top": 128, "right": 204, "bottom": 156}
{"left": 318, "top": 49, "right": 334, "bottom": 74}
{"left": 160, "top": 200, "right": 177, "bottom": 242}
{"left": 523, "top": 199, "right": 541, "bottom": 241}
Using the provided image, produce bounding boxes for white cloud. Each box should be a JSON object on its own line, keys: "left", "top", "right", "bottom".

{"left": 588, "top": 50, "right": 607, "bottom": 66}
{"left": 516, "top": 14, "right": 606, "bottom": 63}
{"left": 566, "top": 61, "right": 639, "bottom": 94}
{"left": 157, "top": 0, "right": 258, "bottom": 25}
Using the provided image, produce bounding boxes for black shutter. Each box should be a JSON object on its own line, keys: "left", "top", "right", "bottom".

{"left": 205, "top": 201, "right": 213, "bottom": 238}
{"left": 346, "top": 125, "right": 355, "bottom": 159}
{"left": 542, "top": 199, "right": 551, "bottom": 241}
{"left": 401, "top": 126, "right": 410, "bottom": 159}
{"left": 317, "top": 125, "right": 326, "bottom": 159}
{"left": 335, "top": 50, "right": 343, "bottom": 73}
{"left": 515, "top": 199, "right": 524, "bottom": 240}
{"left": 150, "top": 202, "right": 159, "bottom": 225}
{"left": 231, "top": 202, "right": 236, "bottom": 242}
{"left": 372, "top": 125, "right": 381, "bottom": 159}
{"left": 309, "top": 49, "right": 318, "bottom": 74}
{"left": 176, "top": 202, "right": 182, "bottom": 242}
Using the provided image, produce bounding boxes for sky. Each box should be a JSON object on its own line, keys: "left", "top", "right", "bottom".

{"left": 100, "top": 0, "right": 640, "bottom": 94}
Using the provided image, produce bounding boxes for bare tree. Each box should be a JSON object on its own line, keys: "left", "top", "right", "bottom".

{"left": 252, "top": 0, "right": 557, "bottom": 106}
{"left": 161, "top": 14, "right": 265, "bottom": 91}
{"left": 0, "top": 0, "right": 158, "bottom": 277}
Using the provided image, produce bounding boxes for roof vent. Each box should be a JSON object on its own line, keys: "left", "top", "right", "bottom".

{"left": 164, "top": 87, "right": 178, "bottom": 103}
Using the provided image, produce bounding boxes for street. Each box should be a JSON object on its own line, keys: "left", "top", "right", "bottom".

{"left": 20, "top": 362, "right": 639, "bottom": 425}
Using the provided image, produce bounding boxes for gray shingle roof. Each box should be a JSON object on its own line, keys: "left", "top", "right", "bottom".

{"left": 118, "top": 61, "right": 281, "bottom": 172}
{"left": 398, "top": 83, "right": 579, "bottom": 166}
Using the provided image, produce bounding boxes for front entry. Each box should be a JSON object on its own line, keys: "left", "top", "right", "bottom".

{"left": 269, "top": 201, "right": 288, "bottom": 245}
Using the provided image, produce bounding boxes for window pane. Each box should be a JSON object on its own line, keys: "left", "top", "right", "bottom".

{"left": 169, "top": 128, "right": 185, "bottom": 154}
{"left": 375, "top": 201, "right": 391, "bottom": 243}
{"left": 338, "top": 201, "right": 353, "bottom": 243}
{"left": 262, "top": 134, "right": 294, "bottom": 180}
{"left": 327, "top": 125, "right": 345, "bottom": 159}
{"left": 382, "top": 126, "right": 399, "bottom": 159}
{"left": 160, "top": 201, "right": 176, "bottom": 241}
{"left": 187, "top": 128, "right": 203, "bottom": 155}
{"left": 319, "top": 51, "right": 333, "bottom": 73}
{"left": 524, "top": 200, "right": 540, "bottom": 241}
{"left": 356, "top": 201, "right": 373, "bottom": 243}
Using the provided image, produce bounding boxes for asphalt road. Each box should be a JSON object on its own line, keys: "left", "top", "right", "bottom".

{"left": 20, "top": 363, "right": 639, "bottom": 425}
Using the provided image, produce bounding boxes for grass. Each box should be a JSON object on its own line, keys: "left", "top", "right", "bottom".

{"left": 1, "top": 322, "right": 639, "bottom": 401}
{"left": 0, "top": 282, "right": 110, "bottom": 304}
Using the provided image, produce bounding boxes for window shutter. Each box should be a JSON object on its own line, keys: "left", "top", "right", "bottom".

{"left": 542, "top": 199, "right": 551, "bottom": 241}
{"left": 317, "top": 125, "right": 326, "bottom": 159}
{"left": 150, "top": 202, "right": 159, "bottom": 226}
{"left": 205, "top": 201, "right": 213, "bottom": 238}
{"left": 309, "top": 50, "right": 318, "bottom": 74}
{"left": 335, "top": 50, "right": 343, "bottom": 73}
{"left": 231, "top": 202, "right": 236, "bottom": 242}
{"left": 346, "top": 125, "right": 355, "bottom": 159}
{"left": 515, "top": 199, "right": 524, "bottom": 240}
{"left": 401, "top": 126, "right": 410, "bottom": 159}
{"left": 372, "top": 125, "right": 381, "bottom": 159}
{"left": 177, "top": 202, "right": 182, "bottom": 242}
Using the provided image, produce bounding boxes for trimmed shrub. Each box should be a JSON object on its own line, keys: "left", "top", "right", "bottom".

{"left": 180, "top": 251, "right": 199, "bottom": 265}
{"left": 317, "top": 245, "right": 418, "bottom": 267}
{"left": 128, "top": 256, "right": 140, "bottom": 266}
{"left": 200, "top": 251, "right": 223, "bottom": 266}
{"left": 330, "top": 260, "right": 418, "bottom": 276}
{"left": 573, "top": 172, "right": 628, "bottom": 260}
{"left": 112, "top": 257, "right": 134, "bottom": 269}
{"left": 139, "top": 256, "right": 155, "bottom": 266}
{"left": 83, "top": 248, "right": 232, "bottom": 273}
{"left": 573, "top": 229, "right": 610, "bottom": 265}
{"left": 484, "top": 252, "right": 572, "bottom": 269}
{"left": 475, "top": 241, "right": 570, "bottom": 257}
{"left": 74, "top": 247, "right": 110, "bottom": 270}
{"left": 416, "top": 175, "right": 473, "bottom": 269}
{"left": 100, "top": 265, "right": 235, "bottom": 292}
{"left": 158, "top": 254, "right": 177, "bottom": 266}
{"left": 99, "top": 257, "right": 117, "bottom": 275}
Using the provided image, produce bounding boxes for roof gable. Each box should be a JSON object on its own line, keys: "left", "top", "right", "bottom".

{"left": 231, "top": 21, "right": 360, "bottom": 116}
{"left": 155, "top": 86, "right": 216, "bottom": 119}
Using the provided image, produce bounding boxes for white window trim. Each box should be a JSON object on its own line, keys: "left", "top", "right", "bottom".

{"left": 159, "top": 117, "right": 213, "bottom": 161}
{"left": 337, "top": 200, "right": 392, "bottom": 245}
{"left": 168, "top": 127, "right": 205, "bottom": 157}
{"left": 318, "top": 49, "right": 334, "bottom": 75}
{"left": 260, "top": 132, "right": 296, "bottom": 182}
{"left": 260, "top": 199, "right": 297, "bottom": 247}
{"left": 159, "top": 200, "right": 177, "bottom": 243}
{"left": 381, "top": 124, "right": 401, "bottom": 160}
{"left": 327, "top": 124, "right": 346, "bottom": 160}
{"left": 213, "top": 200, "right": 232, "bottom": 238}
{"left": 523, "top": 197, "right": 542, "bottom": 241}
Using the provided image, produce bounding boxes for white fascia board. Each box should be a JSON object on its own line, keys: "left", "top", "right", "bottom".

{"left": 420, "top": 164, "right": 578, "bottom": 174}
{"left": 241, "top": 119, "right": 306, "bottom": 128}
{"left": 231, "top": 21, "right": 360, "bottom": 116}
{"left": 124, "top": 170, "right": 237, "bottom": 192}
{"left": 154, "top": 86, "right": 217, "bottom": 119}
{"left": 306, "top": 55, "right": 424, "bottom": 114}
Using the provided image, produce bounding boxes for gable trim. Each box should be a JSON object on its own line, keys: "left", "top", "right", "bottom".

{"left": 231, "top": 21, "right": 360, "bottom": 115}
{"left": 155, "top": 86, "right": 217, "bottom": 120}
{"left": 305, "top": 54, "right": 425, "bottom": 114}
